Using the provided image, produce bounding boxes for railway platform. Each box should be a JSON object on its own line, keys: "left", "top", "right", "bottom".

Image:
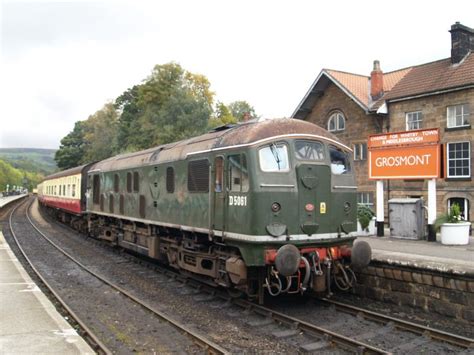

{"left": 0, "top": 231, "right": 94, "bottom": 354}
{"left": 357, "top": 232, "right": 474, "bottom": 275}
{"left": 0, "top": 194, "right": 27, "bottom": 208}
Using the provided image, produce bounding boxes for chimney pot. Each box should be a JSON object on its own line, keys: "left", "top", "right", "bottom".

{"left": 370, "top": 60, "right": 384, "bottom": 101}
{"left": 449, "top": 22, "right": 474, "bottom": 64}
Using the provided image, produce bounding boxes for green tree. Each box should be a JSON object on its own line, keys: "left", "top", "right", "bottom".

{"left": 208, "top": 101, "right": 236, "bottom": 128}
{"left": 228, "top": 100, "right": 257, "bottom": 121}
{"left": 115, "top": 85, "right": 142, "bottom": 152}
{"left": 55, "top": 121, "right": 86, "bottom": 170}
{"left": 82, "top": 103, "right": 119, "bottom": 163}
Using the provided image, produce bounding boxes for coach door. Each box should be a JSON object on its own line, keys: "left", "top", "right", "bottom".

{"left": 211, "top": 156, "right": 226, "bottom": 233}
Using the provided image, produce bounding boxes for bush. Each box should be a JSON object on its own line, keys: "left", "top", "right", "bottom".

{"left": 357, "top": 204, "right": 375, "bottom": 231}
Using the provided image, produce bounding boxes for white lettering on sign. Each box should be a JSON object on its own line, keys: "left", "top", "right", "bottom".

{"left": 375, "top": 154, "right": 431, "bottom": 167}
{"left": 229, "top": 195, "right": 247, "bottom": 207}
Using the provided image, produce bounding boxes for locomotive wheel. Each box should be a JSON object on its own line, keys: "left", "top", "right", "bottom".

{"left": 227, "top": 287, "right": 244, "bottom": 298}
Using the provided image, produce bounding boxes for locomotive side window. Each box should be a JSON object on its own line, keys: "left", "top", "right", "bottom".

{"left": 214, "top": 157, "right": 224, "bottom": 192}
{"left": 93, "top": 175, "right": 100, "bottom": 204}
{"left": 228, "top": 154, "right": 249, "bottom": 192}
{"left": 295, "top": 140, "right": 325, "bottom": 161}
{"left": 126, "top": 172, "right": 132, "bottom": 193}
{"left": 329, "top": 145, "right": 352, "bottom": 175}
{"left": 166, "top": 167, "right": 175, "bottom": 193}
{"left": 114, "top": 174, "right": 120, "bottom": 193}
{"left": 133, "top": 171, "right": 140, "bottom": 192}
{"left": 259, "top": 143, "right": 289, "bottom": 172}
{"left": 188, "top": 159, "right": 209, "bottom": 192}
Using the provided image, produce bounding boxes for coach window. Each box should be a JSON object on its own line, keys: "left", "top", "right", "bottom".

{"left": 133, "top": 171, "right": 139, "bottom": 192}
{"left": 67, "top": 184, "right": 71, "bottom": 197}
{"left": 329, "top": 145, "right": 351, "bottom": 175}
{"left": 215, "top": 157, "right": 224, "bottom": 192}
{"left": 259, "top": 143, "right": 289, "bottom": 172}
{"left": 126, "top": 172, "right": 132, "bottom": 193}
{"left": 228, "top": 154, "right": 249, "bottom": 192}
{"left": 72, "top": 184, "right": 76, "bottom": 197}
{"left": 59, "top": 185, "right": 61, "bottom": 196}
{"left": 114, "top": 174, "right": 120, "bottom": 193}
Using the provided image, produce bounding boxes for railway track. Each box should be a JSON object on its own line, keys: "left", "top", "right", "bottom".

{"left": 6, "top": 198, "right": 111, "bottom": 355}
{"left": 7, "top": 197, "right": 228, "bottom": 354}
{"left": 17, "top": 197, "right": 474, "bottom": 354}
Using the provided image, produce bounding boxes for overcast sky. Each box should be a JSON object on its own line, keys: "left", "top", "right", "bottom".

{"left": 1, "top": 0, "right": 473, "bottom": 149}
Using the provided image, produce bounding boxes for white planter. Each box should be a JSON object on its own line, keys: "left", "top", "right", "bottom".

{"left": 440, "top": 222, "right": 471, "bottom": 245}
{"left": 357, "top": 217, "right": 376, "bottom": 236}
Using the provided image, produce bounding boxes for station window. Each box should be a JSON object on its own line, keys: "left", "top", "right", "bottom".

{"left": 228, "top": 154, "right": 249, "bottom": 192}
{"left": 353, "top": 143, "right": 367, "bottom": 161}
{"left": 357, "top": 192, "right": 373, "bottom": 206}
{"left": 447, "top": 142, "right": 470, "bottom": 178}
{"left": 447, "top": 104, "right": 470, "bottom": 128}
{"left": 188, "top": 159, "right": 209, "bottom": 192}
{"left": 166, "top": 167, "right": 175, "bottom": 193}
{"left": 328, "top": 112, "right": 345, "bottom": 132}
{"left": 448, "top": 198, "right": 469, "bottom": 220}
{"left": 259, "top": 143, "right": 289, "bottom": 172}
{"left": 406, "top": 111, "right": 422, "bottom": 130}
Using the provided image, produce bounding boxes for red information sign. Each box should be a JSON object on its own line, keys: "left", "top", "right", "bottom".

{"left": 368, "top": 128, "right": 439, "bottom": 149}
{"left": 369, "top": 145, "right": 441, "bottom": 179}
{"left": 368, "top": 128, "right": 441, "bottom": 180}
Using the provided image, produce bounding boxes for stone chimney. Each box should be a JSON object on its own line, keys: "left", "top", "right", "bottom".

{"left": 449, "top": 22, "right": 474, "bottom": 64}
{"left": 370, "top": 60, "right": 384, "bottom": 101}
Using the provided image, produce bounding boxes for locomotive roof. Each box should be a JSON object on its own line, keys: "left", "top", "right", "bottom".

{"left": 90, "top": 118, "right": 350, "bottom": 173}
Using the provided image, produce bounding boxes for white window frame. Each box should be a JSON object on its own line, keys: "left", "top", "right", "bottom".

{"left": 353, "top": 142, "right": 367, "bottom": 161}
{"left": 406, "top": 111, "right": 422, "bottom": 130}
{"left": 357, "top": 192, "right": 373, "bottom": 206}
{"left": 447, "top": 141, "right": 471, "bottom": 178}
{"left": 328, "top": 112, "right": 345, "bottom": 132}
{"left": 447, "top": 104, "right": 470, "bottom": 128}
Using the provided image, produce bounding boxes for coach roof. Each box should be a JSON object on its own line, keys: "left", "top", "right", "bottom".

{"left": 89, "top": 118, "right": 347, "bottom": 173}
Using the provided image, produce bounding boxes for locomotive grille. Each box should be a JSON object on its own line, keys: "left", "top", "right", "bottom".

{"left": 166, "top": 167, "right": 175, "bottom": 193}
{"left": 187, "top": 159, "right": 209, "bottom": 192}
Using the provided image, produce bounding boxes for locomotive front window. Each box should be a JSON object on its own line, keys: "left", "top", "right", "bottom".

{"left": 259, "top": 143, "right": 289, "bottom": 172}
{"left": 329, "top": 145, "right": 352, "bottom": 175}
{"left": 295, "top": 140, "right": 325, "bottom": 161}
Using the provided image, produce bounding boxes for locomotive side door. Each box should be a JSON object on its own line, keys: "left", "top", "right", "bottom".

{"left": 211, "top": 156, "right": 226, "bottom": 233}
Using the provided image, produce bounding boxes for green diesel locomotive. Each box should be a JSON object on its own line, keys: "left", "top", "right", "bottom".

{"left": 40, "top": 118, "right": 371, "bottom": 303}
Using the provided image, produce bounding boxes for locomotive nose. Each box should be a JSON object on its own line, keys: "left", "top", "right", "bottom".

{"left": 274, "top": 244, "right": 301, "bottom": 276}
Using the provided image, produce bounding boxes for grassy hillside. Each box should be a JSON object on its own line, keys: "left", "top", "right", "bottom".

{"left": 0, "top": 148, "right": 57, "bottom": 176}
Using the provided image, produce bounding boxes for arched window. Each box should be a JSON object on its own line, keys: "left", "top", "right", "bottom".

{"left": 448, "top": 198, "right": 470, "bottom": 221}
{"left": 328, "top": 112, "right": 345, "bottom": 132}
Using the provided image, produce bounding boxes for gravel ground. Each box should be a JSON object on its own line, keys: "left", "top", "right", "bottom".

{"left": 4, "top": 199, "right": 201, "bottom": 354}
{"left": 6, "top": 197, "right": 471, "bottom": 354}
{"left": 28, "top": 199, "right": 297, "bottom": 353}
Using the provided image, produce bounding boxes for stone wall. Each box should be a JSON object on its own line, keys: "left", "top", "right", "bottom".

{"left": 355, "top": 262, "right": 474, "bottom": 322}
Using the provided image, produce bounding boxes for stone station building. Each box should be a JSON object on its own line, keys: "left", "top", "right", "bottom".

{"left": 292, "top": 22, "right": 474, "bottom": 233}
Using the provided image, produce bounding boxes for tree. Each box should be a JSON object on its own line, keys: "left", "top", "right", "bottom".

{"left": 228, "top": 100, "right": 257, "bottom": 121}
{"left": 55, "top": 121, "right": 86, "bottom": 170}
{"left": 208, "top": 101, "right": 236, "bottom": 128}
{"left": 115, "top": 85, "right": 142, "bottom": 151}
{"left": 82, "top": 103, "right": 119, "bottom": 163}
